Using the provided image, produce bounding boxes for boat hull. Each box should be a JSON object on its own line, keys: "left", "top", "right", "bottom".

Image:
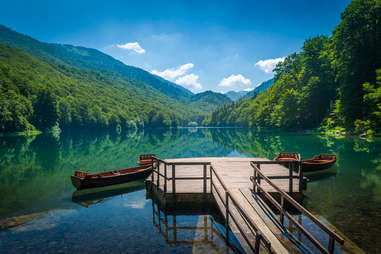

{"left": 301, "top": 161, "right": 336, "bottom": 172}
{"left": 71, "top": 168, "right": 151, "bottom": 190}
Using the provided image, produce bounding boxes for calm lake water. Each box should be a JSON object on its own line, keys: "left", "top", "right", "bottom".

{"left": 0, "top": 128, "right": 380, "bottom": 253}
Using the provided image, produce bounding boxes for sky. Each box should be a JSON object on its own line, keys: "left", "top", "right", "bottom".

{"left": 1, "top": 0, "right": 352, "bottom": 93}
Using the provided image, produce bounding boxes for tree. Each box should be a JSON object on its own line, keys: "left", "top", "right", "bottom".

{"left": 31, "top": 89, "right": 58, "bottom": 130}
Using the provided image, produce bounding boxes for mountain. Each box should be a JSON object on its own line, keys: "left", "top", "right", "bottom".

{"left": 225, "top": 90, "right": 248, "bottom": 101}
{"left": 190, "top": 91, "right": 232, "bottom": 113}
{"left": 0, "top": 25, "right": 193, "bottom": 101}
{"left": 243, "top": 78, "right": 274, "bottom": 99}
{"left": 0, "top": 43, "right": 198, "bottom": 133}
{"left": 0, "top": 26, "right": 234, "bottom": 133}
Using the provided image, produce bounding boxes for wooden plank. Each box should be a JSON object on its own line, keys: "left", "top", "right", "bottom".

{"left": 229, "top": 189, "right": 289, "bottom": 254}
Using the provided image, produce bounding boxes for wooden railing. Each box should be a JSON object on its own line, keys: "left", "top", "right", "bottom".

{"left": 251, "top": 158, "right": 304, "bottom": 194}
{"left": 250, "top": 162, "right": 344, "bottom": 254}
{"left": 151, "top": 156, "right": 210, "bottom": 194}
{"left": 210, "top": 165, "right": 272, "bottom": 253}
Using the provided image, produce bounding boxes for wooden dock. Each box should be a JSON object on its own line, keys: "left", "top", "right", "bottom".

{"left": 146, "top": 157, "right": 344, "bottom": 254}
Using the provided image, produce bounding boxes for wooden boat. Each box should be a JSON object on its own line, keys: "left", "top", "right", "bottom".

{"left": 274, "top": 152, "right": 336, "bottom": 172}
{"left": 138, "top": 154, "right": 156, "bottom": 165}
{"left": 274, "top": 152, "right": 299, "bottom": 162}
{"left": 301, "top": 154, "right": 336, "bottom": 172}
{"left": 71, "top": 165, "right": 152, "bottom": 190}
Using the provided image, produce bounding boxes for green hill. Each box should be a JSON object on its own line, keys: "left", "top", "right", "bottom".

{"left": 0, "top": 25, "right": 193, "bottom": 101}
{"left": 0, "top": 43, "right": 197, "bottom": 133}
{"left": 189, "top": 91, "right": 232, "bottom": 113}
{"left": 0, "top": 26, "right": 234, "bottom": 134}
{"left": 204, "top": 0, "right": 381, "bottom": 135}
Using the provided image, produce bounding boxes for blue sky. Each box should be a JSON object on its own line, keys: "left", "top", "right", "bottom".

{"left": 1, "top": 0, "right": 351, "bottom": 93}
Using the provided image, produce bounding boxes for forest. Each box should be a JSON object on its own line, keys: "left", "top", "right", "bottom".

{"left": 204, "top": 0, "right": 381, "bottom": 136}
{"left": 0, "top": 42, "right": 230, "bottom": 134}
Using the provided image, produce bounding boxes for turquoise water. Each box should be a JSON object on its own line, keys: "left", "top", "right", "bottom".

{"left": 0, "top": 128, "right": 380, "bottom": 253}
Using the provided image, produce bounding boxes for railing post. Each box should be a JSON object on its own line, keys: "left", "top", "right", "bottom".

{"left": 203, "top": 164, "right": 207, "bottom": 194}
{"left": 164, "top": 163, "right": 167, "bottom": 193}
{"left": 298, "top": 158, "right": 303, "bottom": 192}
{"left": 157, "top": 161, "right": 160, "bottom": 187}
{"left": 328, "top": 237, "right": 335, "bottom": 253}
{"left": 280, "top": 196, "right": 284, "bottom": 225}
{"left": 210, "top": 166, "right": 213, "bottom": 193}
{"left": 151, "top": 159, "right": 155, "bottom": 182}
{"left": 254, "top": 234, "right": 261, "bottom": 253}
{"left": 257, "top": 164, "right": 261, "bottom": 193}
{"left": 253, "top": 164, "right": 256, "bottom": 192}
{"left": 289, "top": 162, "right": 293, "bottom": 194}
{"left": 225, "top": 191, "right": 229, "bottom": 242}
{"left": 172, "top": 164, "right": 176, "bottom": 194}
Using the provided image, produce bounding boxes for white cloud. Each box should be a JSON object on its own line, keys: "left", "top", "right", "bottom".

{"left": 151, "top": 63, "right": 194, "bottom": 80}
{"left": 117, "top": 42, "right": 146, "bottom": 54}
{"left": 243, "top": 87, "right": 254, "bottom": 92}
{"left": 218, "top": 74, "right": 251, "bottom": 87}
{"left": 255, "top": 57, "right": 285, "bottom": 73}
{"left": 123, "top": 199, "right": 149, "bottom": 209}
{"left": 175, "top": 74, "right": 202, "bottom": 91}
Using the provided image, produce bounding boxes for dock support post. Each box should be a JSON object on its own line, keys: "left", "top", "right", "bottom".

{"left": 164, "top": 163, "right": 167, "bottom": 193}
{"left": 172, "top": 164, "right": 176, "bottom": 194}
{"left": 203, "top": 164, "right": 207, "bottom": 194}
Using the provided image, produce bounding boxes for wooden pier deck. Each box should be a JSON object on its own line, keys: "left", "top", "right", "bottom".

{"left": 146, "top": 157, "right": 344, "bottom": 254}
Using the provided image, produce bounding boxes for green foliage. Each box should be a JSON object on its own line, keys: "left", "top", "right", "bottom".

{"left": 206, "top": 0, "right": 381, "bottom": 134}
{"left": 331, "top": 0, "right": 381, "bottom": 128}
{"left": 31, "top": 89, "right": 58, "bottom": 130}
{"left": 0, "top": 44, "right": 188, "bottom": 132}
{"left": 205, "top": 36, "right": 336, "bottom": 129}
{"left": 0, "top": 25, "right": 193, "bottom": 101}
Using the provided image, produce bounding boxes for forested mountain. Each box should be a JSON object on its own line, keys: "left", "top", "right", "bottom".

{"left": 189, "top": 91, "right": 232, "bottom": 112}
{"left": 205, "top": 0, "right": 381, "bottom": 135}
{"left": 0, "top": 44, "right": 201, "bottom": 132}
{"left": 243, "top": 78, "right": 274, "bottom": 99}
{"left": 0, "top": 27, "right": 233, "bottom": 134}
{"left": 225, "top": 91, "right": 248, "bottom": 101}
{"left": 0, "top": 25, "right": 193, "bottom": 101}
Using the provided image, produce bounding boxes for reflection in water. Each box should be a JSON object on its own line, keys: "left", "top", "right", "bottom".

{"left": 0, "top": 128, "right": 380, "bottom": 253}
{"left": 71, "top": 180, "right": 146, "bottom": 208}
{"left": 151, "top": 199, "right": 244, "bottom": 254}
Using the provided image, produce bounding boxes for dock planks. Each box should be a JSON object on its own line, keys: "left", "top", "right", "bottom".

{"left": 147, "top": 157, "right": 303, "bottom": 253}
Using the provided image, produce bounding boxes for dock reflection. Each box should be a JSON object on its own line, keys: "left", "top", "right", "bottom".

{"left": 151, "top": 200, "right": 245, "bottom": 254}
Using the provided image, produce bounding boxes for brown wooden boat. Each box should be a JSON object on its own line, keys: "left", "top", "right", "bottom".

{"left": 71, "top": 165, "right": 152, "bottom": 190}
{"left": 301, "top": 154, "right": 336, "bottom": 172}
{"left": 138, "top": 154, "right": 156, "bottom": 165}
{"left": 274, "top": 152, "right": 299, "bottom": 162}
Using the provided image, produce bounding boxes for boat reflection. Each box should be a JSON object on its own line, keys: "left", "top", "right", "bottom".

{"left": 71, "top": 179, "right": 145, "bottom": 207}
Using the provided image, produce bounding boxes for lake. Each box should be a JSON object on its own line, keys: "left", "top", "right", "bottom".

{"left": 0, "top": 128, "right": 380, "bottom": 253}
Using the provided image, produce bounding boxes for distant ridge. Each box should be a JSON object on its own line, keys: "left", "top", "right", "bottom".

{"left": 225, "top": 90, "right": 248, "bottom": 101}
{"left": 243, "top": 78, "right": 274, "bottom": 99}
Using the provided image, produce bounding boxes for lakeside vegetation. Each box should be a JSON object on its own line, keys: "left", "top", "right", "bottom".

{"left": 204, "top": 0, "right": 381, "bottom": 137}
